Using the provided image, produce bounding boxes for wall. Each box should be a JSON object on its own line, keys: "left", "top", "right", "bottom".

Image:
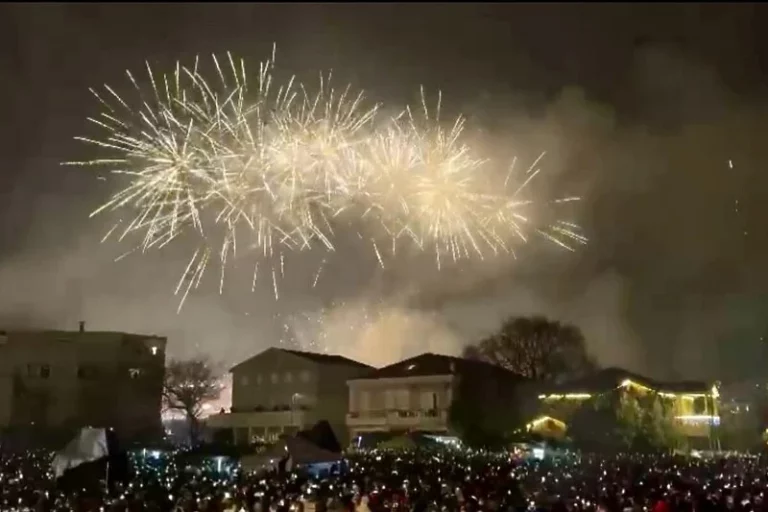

{"left": 0, "top": 375, "right": 12, "bottom": 427}
{"left": 225, "top": 349, "right": 370, "bottom": 444}
{"left": 0, "top": 330, "right": 166, "bottom": 443}
{"left": 231, "top": 349, "right": 319, "bottom": 412}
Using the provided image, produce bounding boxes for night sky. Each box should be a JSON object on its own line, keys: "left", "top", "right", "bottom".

{"left": 2, "top": 3, "right": 768, "bottom": 381}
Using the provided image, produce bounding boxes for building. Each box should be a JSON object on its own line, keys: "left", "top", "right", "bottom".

{"left": 206, "top": 348, "right": 372, "bottom": 445}
{"left": 531, "top": 367, "right": 720, "bottom": 448}
{"left": 346, "top": 352, "right": 528, "bottom": 439}
{"left": 0, "top": 323, "right": 166, "bottom": 446}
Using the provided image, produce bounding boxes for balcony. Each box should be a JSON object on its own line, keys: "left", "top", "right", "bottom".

{"left": 346, "top": 409, "right": 449, "bottom": 432}
{"left": 674, "top": 415, "right": 720, "bottom": 438}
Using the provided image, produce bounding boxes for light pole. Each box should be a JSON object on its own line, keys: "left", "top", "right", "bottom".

{"left": 290, "top": 393, "right": 302, "bottom": 428}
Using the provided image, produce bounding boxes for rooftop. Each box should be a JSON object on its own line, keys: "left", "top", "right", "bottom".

{"left": 0, "top": 329, "right": 165, "bottom": 341}
{"left": 280, "top": 349, "right": 372, "bottom": 369}
{"left": 540, "top": 367, "right": 711, "bottom": 396}
{"left": 351, "top": 352, "right": 527, "bottom": 381}
{"left": 231, "top": 347, "right": 372, "bottom": 372}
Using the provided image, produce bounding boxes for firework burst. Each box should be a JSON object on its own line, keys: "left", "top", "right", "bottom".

{"left": 355, "top": 88, "right": 586, "bottom": 269}
{"left": 69, "top": 48, "right": 381, "bottom": 307}
{"left": 69, "top": 46, "right": 586, "bottom": 309}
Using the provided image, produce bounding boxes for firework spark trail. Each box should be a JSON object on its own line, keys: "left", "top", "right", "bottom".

{"left": 312, "top": 258, "right": 326, "bottom": 288}
{"left": 354, "top": 87, "right": 578, "bottom": 269}
{"left": 70, "top": 47, "right": 587, "bottom": 309}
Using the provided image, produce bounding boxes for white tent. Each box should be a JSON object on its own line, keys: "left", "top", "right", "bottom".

{"left": 51, "top": 427, "right": 109, "bottom": 478}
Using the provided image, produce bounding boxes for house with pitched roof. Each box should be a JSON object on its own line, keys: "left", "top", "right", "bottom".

{"left": 530, "top": 367, "right": 720, "bottom": 447}
{"left": 346, "top": 352, "right": 529, "bottom": 439}
{"left": 207, "top": 348, "right": 372, "bottom": 445}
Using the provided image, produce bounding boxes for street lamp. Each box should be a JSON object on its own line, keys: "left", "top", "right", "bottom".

{"left": 290, "top": 393, "right": 302, "bottom": 428}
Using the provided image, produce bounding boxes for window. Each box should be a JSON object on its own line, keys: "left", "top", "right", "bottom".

{"left": 284, "top": 372, "right": 292, "bottom": 383}
{"left": 150, "top": 346, "right": 159, "bottom": 356}
{"left": 256, "top": 374, "right": 263, "bottom": 385}
{"left": 693, "top": 397, "right": 707, "bottom": 415}
{"left": 240, "top": 375, "right": 249, "bottom": 386}
{"left": 129, "top": 368, "right": 142, "bottom": 379}
{"left": 300, "top": 370, "right": 312, "bottom": 383}
{"left": 78, "top": 366, "right": 99, "bottom": 379}
{"left": 26, "top": 364, "right": 50, "bottom": 379}
{"left": 270, "top": 373, "right": 278, "bottom": 384}
{"left": 360, "top": 390, "right": 371, "bottom": 412}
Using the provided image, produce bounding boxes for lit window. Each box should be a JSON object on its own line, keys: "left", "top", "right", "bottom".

{"left": 284, "top": 372, "right": 292, "bottom": 383}
{"left": 270, "top": 373, "right": 278, "bottom": 384}
{"left": 151, "top": 346, "right": 158, "bottom": 356}
{"left": 300, "top": 371, "right": 311, "bottom": 383}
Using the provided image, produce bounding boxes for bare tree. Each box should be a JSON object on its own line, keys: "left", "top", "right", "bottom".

{"left": 163, "top": 357, "right": 222, "bottom": 444}
{"left": 463, "top": 315, "right": 596, "bottom": 381}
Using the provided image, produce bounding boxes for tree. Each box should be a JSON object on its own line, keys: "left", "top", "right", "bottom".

{"left": 163, "top": 357, "right": 222, "bottom": 445}
{"left": 569, "top": 393, "right": 627, "bottom": 452}
{"left": 644, "top": 395, "right": 683, "bottom": 451}
{"left": 463, "top": 315, "right": 596, "bottom": 381}
{"left": 448, "top": 374, "right": 521, "bottom": 450}
{"left": 570, "top": 390, "right": 682, "bottom": 453}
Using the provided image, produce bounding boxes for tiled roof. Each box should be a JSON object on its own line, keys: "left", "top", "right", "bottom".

{"left": 351, "top": 352, "right": 526, "bottom": 381}
{"left": 541, "top": 367, "right": 710, "bottom": 395}
{"left": 231, "top": 347, "right": 372, "bottom": 372}
{"left": 281, "top": 349, "right": 372, "bottom": 369}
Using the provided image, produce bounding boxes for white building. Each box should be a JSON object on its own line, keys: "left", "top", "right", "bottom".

{"left": 346, "top": 353, "right": 527, "bottom": 438}
{"left": 207, "top": 348, "right": 372, "bottom": 445}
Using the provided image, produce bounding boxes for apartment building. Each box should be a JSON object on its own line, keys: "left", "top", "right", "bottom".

{"left": 533, "top": 367, "right": 720, "bottom": 448}
{"left": 346, "top": 352, "right": 528, "bottom": 439}
{"left": 0, "top": 323, "right": 166, "bottom": 445}
{"left": 206, "top": 348, "right": 372, "bottom": 445}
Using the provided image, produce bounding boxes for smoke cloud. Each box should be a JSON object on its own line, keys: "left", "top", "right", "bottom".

{"left": 1, "top": 4, "right": 767, "bottom": 389}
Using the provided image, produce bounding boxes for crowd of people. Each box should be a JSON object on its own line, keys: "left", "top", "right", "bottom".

{"left": 2, "top": 446, "right": 768, "bottom": 511}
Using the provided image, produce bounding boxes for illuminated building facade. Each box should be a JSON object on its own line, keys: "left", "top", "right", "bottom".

{"left": 0, "top": 323, "right": 166, "bottom": 446}
{"left": 207, "top": 348, "right": 372, "bottom": 445}
{"left": 529, "top": 367, "right": 720, "bottom": 448}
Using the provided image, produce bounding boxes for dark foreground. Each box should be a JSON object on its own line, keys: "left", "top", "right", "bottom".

{"left": 1, "top": 449, "right": 767, "bottom": 511}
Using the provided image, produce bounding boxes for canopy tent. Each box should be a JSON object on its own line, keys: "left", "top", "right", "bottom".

{"left": 296, "top": 420, "right": 342, "bottom": 454}
{"left": 240, "top": 421, "right": 342, "bottom": 473}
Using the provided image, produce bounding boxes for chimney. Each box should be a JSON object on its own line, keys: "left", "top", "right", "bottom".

{"left": 79, "top": 321, "right": 85, "bottom": 333}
